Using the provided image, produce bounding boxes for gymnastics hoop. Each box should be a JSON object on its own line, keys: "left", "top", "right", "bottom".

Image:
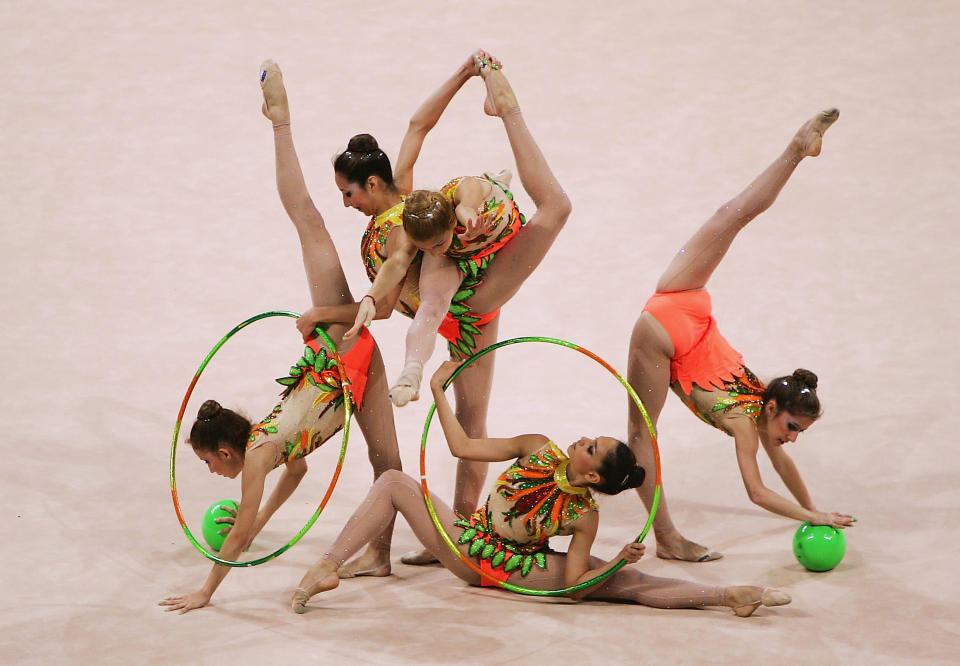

{"left": 419, "top": 336, "right": 662, "bottom": 596}
{"left": 169, "top": 310, "right": 353, "bottom": 567}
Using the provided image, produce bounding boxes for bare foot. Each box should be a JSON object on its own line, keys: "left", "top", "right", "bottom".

{"left": 656, "top": 532, "right": 722, "bottom": 562}
{"left": 291, "top": 558, "right": 339, "bottom": 614}
{"left": 337, "top": 546, "right": 391, "bottom": 579}
{"left": 480, "top": 67, "right": 519, "bottom": 118}
{"left": 259, "top": 59, "right": 290, "bottom": 127}
{"left": 727, "top": 586, "right": 791, "bottom": 617}
{"left": 400, "top": 548, "right": 440, "bottom": 566}
{"left": 790, "top": 108, "right": 839, "bottom": 158}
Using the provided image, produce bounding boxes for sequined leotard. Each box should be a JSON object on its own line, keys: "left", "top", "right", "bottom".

{"left": 455, "top": 441, "right": 598, "bottom": 585}
{"left": 360, "top": 173, "right": 528, "bottom": 359}
{"left": 246, "top": 328, "right": 374, "bottom": 470}
{"left": 642, "top": 289, "right": 766, "bottom": 432}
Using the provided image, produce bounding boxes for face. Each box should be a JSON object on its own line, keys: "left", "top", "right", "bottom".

{"left": 411, "top": 229, "right": 455, "bottom": 257}
{"left": 566, "top": 436, "right": 620, "bottom": 483}
{"left": 195, "top": 446, "right": 243, "bottom": 479}
{"left": 762, "top": 402, "right": 816, "bottom": 446}
{"left": 335, "top": 172, "right": 375, "bottom": 216}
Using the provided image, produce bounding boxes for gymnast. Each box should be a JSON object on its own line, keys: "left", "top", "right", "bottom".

{"left": 160, "top": 61, "right": 403, "bottom": 613}
{"left": 292, "top": 54, "right": 572, "bottom": 568}
{"left": 625, "top": 108, "right": 855, "bottom": 563}
{"left": 290, "top": 361, "right": 791, "bottom": 617}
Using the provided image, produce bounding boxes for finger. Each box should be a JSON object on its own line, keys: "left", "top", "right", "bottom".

{"left": 344, "top": 324, "right": 360, "bottom": 339}
{"left": 218, "top": 527, "right": 230, "bottom": 535}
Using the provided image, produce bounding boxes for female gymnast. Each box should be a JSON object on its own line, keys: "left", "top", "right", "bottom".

{"left": 625, "top": 109, "right": 855, "bottom": 563}
{"left": 160, "top": 61, "right": 403, "bottom": 613}
{"left": 293, "top": 54, "right": 572, "bottom": 567}
{"left": 290, "top": 361, "right": 791, "bottom": 617}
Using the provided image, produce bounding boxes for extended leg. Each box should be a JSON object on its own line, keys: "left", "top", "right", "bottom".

{"left": 293, "top": 470, "right": 481, "bottom": 612}
{"left": 337, "top": 343, "right": 403, "bottom": 578}
{"left": 261, "top": 60, "right": 354, "bottom": 312}
{"left": 467, "top": 69, "right": 572, "bottom": 313}
{"left": 627, "top": 315, "right": 721, "bottom": 562}
{"left": 388, "top": 253, "right": 463, "bottom": 407}
{"left": 656, "top": 109, "right": 838, "bottom": 293}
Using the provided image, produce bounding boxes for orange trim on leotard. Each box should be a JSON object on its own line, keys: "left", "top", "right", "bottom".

{"left": 642, "top": 290, "right": 744, "bottom": 394}
{"left": 437, "top": 308, "right": 499, "bottom": 345}
{"left": 479, "top": 556, "right": 511, "bottom": 588}
{"left": 337, "top": 326, "right": 374, "bottom": 410}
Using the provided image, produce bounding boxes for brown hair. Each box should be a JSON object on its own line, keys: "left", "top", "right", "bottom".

{"left": 761, "top": 369, "right": 822, "bottom": 420}
{"left": 402, "top": 190, "right": 455, "bottom": 242}
{"left": 188, "top": 399, "right": 251, "bottom": 456}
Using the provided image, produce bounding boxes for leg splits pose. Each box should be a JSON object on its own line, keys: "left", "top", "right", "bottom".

{"left": 627, "top": 109, "right": 854, "bottom": 563}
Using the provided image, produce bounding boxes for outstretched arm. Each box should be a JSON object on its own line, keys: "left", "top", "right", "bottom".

{"left": 393, "top": 50, "right": 497, "bottom": 193}
{"left": 429, "top": 361, "right": 546, "bottom": 462}
{"left": 732, "top": 425, "right": 854, "bottom": 528}
{"left": 160, "top": 459, "right": 270, "bottom": 613}
{"left": 344, "top": 234, "right": 419, "bottom": 338}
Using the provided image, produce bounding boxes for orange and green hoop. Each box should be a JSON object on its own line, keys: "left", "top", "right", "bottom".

{"left": 419, "top": 336, "right": 661, "bottom": 596}
{"left": 170, "top": 311, "right": 352, "bottom": 567}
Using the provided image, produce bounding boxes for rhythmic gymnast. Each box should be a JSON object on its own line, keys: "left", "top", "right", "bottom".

{"left": 290, "top": 361, "right": 791, "bottom": 617}
{"left": 292, "top": 53, "right": 572, "bottom": 568}
{"left": 160, "top": 61, "right": 403, "bottom": 613}
{"left": 626, "top": 109, "right": 855, "bottom": 563}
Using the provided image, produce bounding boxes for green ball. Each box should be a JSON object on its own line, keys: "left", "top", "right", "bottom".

{"left": 201, "top": 499, "right": 239, "bottom": 552}
{"left": 793, "top": 521, "right": 846, "bottom": 571}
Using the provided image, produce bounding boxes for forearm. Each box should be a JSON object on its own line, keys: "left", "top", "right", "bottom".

{"left": 367, "top": 257, "right": 410, "bottom": 303}
{"left": 567, "top": 556, "right": 626, "bottom": 601}
{"left": 430, "top": 379, "right": 472, "bottom": 457}
{"left": 198, "top": 527, "right": 250, "bottom": 596}
{"left": 749, "top": 484, "right": 816, "bottom": 522}
{"left": 774, "top": 456, "right": 816, "bottom": 511}
{"left": 409, "top": 63, "right": 474, "bottom": 133}
{"left": 253, "top": 467, "right": 306, "bottom": 534}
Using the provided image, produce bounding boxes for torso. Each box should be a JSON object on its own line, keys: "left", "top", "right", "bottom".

{"left": 672, "top": 366, "right": 766, "bottom": 436}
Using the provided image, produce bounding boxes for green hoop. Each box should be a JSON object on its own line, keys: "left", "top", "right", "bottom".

{"left": 170, "top": 311, "right": 353, "bottom": 567}
{"left": 419, "top": 336, "right": 661, "bottom": 596}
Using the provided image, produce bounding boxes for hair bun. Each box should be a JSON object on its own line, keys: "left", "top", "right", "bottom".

{"left": 621, "top": 465, "right": 646, "bottom": 491}
{"left": 197, "top": 399, "right": 223, "bottom": 421}
{"left": 346, "top": 133, "right": 380, "bottom": 153}
{"left": 792, "top": 368, "right": 818, "bottom": 390}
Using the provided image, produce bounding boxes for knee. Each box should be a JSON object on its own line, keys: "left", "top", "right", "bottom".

{"left": 375, "top": 468, "right": 411, "bottom": 488}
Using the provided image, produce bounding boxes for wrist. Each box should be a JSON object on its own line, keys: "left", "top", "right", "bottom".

{"left": 361, "top": 294, "right": 377, "bottom": 308}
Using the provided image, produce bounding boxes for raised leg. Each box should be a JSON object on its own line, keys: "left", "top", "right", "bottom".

{"left": 293, "top": 470, "right": 482, "bottom": 612}
{"left": 389, "top": 253, "right": 463, "bottom": 407}
{"left": 627, "top": 315, "right": 721, "bottom": 562}
{"left": 466, "top": 68, "right": 572, "bottom": 314}
{"left": 262, "top": 60, "right": 401, "bottom": 574}
{"left": 656, "top": 109, "right": 839, "bottom": 294}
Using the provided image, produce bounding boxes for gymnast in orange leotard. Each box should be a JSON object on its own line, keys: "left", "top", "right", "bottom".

{"left": 626, "top": 109, "right": 855, "bottom": 563}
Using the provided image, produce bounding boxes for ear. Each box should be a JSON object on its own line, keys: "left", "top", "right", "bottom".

{"left": 765, "top": 399, "right": 779, "bottom": 416}
{"left": 217, "top": 446, "right": 234, "bottom": 460}
{"left": 366, "top": 175, "right": 378, "bottom": 191}
{"left": 584, "top": 470, "right": 602, "bottom": 486}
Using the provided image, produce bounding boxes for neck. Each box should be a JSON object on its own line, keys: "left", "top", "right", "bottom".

{"left": 555, "top": 459, "right": 589, "bottom": 496}
{"left": 372, "top": 190, "right": 402, "bottom": 217}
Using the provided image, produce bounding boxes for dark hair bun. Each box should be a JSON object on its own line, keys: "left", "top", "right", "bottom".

{"left": 346, "top": 133, "right": 380, "bottom": 153}
{"left": 792, "top": 368, "right": 818, "bottom": 390}
{"left": 197, "top": 399, "right": 222, "bottom": 421}
{"left": 625, "top": 466, "right": 646, "bottom": 490}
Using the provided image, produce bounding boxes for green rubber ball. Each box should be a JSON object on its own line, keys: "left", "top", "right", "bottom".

{"left": 201, "top": 499, "right": 239, "bottom": 552}
{"left": 793, "top": 521, "right": 846, "bottom": 571}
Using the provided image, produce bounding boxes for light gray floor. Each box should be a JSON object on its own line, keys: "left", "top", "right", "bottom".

{"left": 3, "top": 1, "right": 959, "bottom": 663}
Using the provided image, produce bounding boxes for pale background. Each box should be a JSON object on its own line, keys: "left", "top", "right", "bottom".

{"left": 3, "top": 1, "right": 958, "bottom": 664}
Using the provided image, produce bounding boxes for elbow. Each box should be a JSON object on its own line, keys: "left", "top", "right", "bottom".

{"left": 746, "top": 487, "right": 765, "bottom": 506}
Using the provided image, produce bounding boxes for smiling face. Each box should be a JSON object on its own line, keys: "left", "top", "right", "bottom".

{"left": 194, "top": 445, "right": 243, "bottom": 479}
{"left": 566, "top": 436, "right": 620, "bottom": 485}
{"left": 761, "top": 400, "right": 816, "bottom": 446}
